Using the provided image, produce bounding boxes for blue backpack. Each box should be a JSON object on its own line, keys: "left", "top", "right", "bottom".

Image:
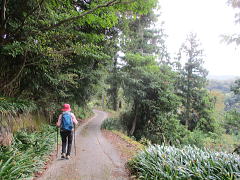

{"left": 61, "top": 112, "right": 73, "bottom": 131}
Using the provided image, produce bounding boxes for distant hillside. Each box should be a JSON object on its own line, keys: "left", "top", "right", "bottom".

{"left": 207, "top": 75, "right": 240, "bottom": 81}
{"left": 207, "top": 75, "right": 240, "bottom": 93}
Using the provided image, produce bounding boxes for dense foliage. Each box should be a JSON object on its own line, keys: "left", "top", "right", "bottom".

{"left": 128, "top": 145, "right": 240, "bottom": 180}
{"left": 0, "top": 0, "right": 158, "bottom": 114}
{"left": 224, "top": 110, "right": 240, "bottom": 135}
{"left": 101, "top": 117, "right": 123, "bottom": 131}
{"left": 0, "top": 97, "right": 36, "bottom": 115}
{"left": 102, "top": 7, "right": 190, "bottom": 145}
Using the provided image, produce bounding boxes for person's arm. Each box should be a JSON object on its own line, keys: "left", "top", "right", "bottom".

{"left": 56, "top": 114, "right": 62, "bottom": 127}
{"left": 71, "top": 113, "right": 78, "bottom": 125}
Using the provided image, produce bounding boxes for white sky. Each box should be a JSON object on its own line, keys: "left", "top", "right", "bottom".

{"left": 159, "top": 0, "right": 240, "bottom": 76}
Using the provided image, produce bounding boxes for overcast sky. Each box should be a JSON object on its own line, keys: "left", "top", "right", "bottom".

{"left": 159, "top": 0, "right": 240, "bottom": 76}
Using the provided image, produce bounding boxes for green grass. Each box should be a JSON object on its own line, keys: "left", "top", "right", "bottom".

{"left": 128, "top": 145, "right": 240, "bottom": 180}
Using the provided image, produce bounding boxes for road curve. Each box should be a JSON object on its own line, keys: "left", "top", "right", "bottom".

{"left": 38, "top": 110, "right": 128, "bottom": 180}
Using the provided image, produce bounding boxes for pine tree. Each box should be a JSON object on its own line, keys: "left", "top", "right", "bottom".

{"left": 121, "top": 10, "right": 168, "bottom": 135}
{"left": 177, "top": 33, "right": 216, "bottom": 132}
{"left": 116, "top": 9, "right": 183, "bottom": 143}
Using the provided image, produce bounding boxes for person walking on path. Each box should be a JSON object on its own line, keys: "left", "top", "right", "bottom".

{"left": 56, "top": 104, "right": 78, "bottom": 159}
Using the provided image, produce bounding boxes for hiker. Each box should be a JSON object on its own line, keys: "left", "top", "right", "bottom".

{"left": 56, "top": 104, "right": 78, "bottom": 159}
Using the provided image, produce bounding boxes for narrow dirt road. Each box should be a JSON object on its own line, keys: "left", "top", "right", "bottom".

{"left": 38, "top": 110, "right": 128, "bottom": 180}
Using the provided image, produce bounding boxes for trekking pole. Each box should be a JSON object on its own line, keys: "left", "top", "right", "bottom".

{"left": 56, "top": 127, "right": 58, "bottom": 157}
{"left": 74, "top": 124, "right": 76, "bottom": 156}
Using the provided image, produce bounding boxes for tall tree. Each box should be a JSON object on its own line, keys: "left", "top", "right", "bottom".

{"left": 177, "top": 33, "right": 216, "bottom": 132}
{"left": 104, "top": 27, "right": 122, "bottom": 111}
{"left": 110, "top": 7, "right": 185, "bottom": 144}
{"left": 120, "top": 8, "right": 167, "bottom": 135}
{"left": 121, "top": 54, "right": 183, "bottom": 143}
{"left": 223, "top": 0, "right": 240, "bottom": 112}
{"left": 105, "top": 1, "right": 163, "bottom": 111}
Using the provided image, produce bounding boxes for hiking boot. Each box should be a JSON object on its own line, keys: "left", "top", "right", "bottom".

{"left": 61, "top": 153, "right": 66, "bottom": 159}
{"left": 66, "top": 155, "right": 70, "bottom": 160}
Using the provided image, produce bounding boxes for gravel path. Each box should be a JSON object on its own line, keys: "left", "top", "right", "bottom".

{"left": 38, "top": 110, "right": 128, "bottom": 180}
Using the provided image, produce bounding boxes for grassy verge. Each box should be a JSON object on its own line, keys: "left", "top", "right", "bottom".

{"left": 102, "top": 129, "right": 144, "bottom": 164}
{"left": 111, "top": 130, "right": 144, "bottom": 150}
{"left": 0, "top": 125, "right": 56, "bottom": 180}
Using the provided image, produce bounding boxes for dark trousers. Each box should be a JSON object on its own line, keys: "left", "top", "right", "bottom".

{"left": 60, "top": 129, "right": 73, "bottom": 156}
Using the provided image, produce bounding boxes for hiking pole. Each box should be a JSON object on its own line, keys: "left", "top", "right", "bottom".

{"left": 56, "top": 127, "right": 58, "bottom": 157}
{"left": 74, "top": 124, "right": 76, "bottom": 156}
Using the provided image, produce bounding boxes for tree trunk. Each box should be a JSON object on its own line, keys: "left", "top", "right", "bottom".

{"left": 130, "top": 115, "right": 137, "bottom": 135}
{"left": 130, "top": 104, "right": 138, "bottom": 135}
{"left": 118, "top": 100, "right": 122, "bottom": 109}
{"left": 185, "top": 61, "right": 192, "bottom": 130}
{"left": 113, "top": 87, "right": 118, "bottom": 111}
{"left": 102, "top": 93, "right": 105, "bottom": 109}
{"left": 0, "top": 0, "right": 7, "bottom": 44}
{"left": 112, "top": 56, "right": 118, "bottom": 111}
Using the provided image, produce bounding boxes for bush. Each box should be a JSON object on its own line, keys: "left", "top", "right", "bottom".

{"left": 116, "top": 110, "right": 189, "bottom": 145}
{"left": 182, "top": 130, "right": 207, "bottom": 147}
{"left": 128, "top": 145, "right": 240, "bottom": 180}
{"left": 101, "top": 111, "right": 129, "bottom": 132}
{"left": 224, "top": 109, "right": 240, "bottom": 135}
{"left": 142, "top": 114, "right": 188, "bottom": 145}
{"left": 101, "top": 117, "right": 121, "bottom": 131}
{"left": 71, "top": 104, "right": 92, "bottom": 119}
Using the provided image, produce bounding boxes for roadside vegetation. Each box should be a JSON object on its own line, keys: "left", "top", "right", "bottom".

{"left": 1, "top": 0, "right": 240, "bottom": 179}
{"left": 0, "top": 125, "right": 56, "bottom": 180}
{"left": 128, "top": 145, "right": 240, "bottom": 180}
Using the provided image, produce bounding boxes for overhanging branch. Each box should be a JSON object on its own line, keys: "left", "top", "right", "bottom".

{"left": 40, "top": 0, "right": 125, "bottom": 31}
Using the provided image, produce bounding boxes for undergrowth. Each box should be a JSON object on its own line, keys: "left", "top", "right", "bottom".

{"left": 0, "top": 125, "right": 56, "bottom": 180}
{"left": 101, "top": 117, "right": 121, "bottom": 131}
{"left": 0, "top": 97, "right": 36, "bottom": 115}
{"left": 128, "top": 145, "right": 240, "bottom": 180}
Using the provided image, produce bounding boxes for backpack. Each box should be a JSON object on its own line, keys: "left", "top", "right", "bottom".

{"left": 61, "top": 112, "right": 73, "bottom": 131}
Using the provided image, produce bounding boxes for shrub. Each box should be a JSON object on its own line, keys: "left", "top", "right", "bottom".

{"left": 71, "top": 104, "right": 92, "bottom": 119}
{"left": 101, "top": 117, "right": 121, "bottom": 131}
{"left": 182, "top": 130, "right": 207, "bottom": 147}
{"left": 101, "top": 111, "right": 128, "bottom": 132}
{"left": 128, "top": 145, "right": 240, "bottom": 180}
